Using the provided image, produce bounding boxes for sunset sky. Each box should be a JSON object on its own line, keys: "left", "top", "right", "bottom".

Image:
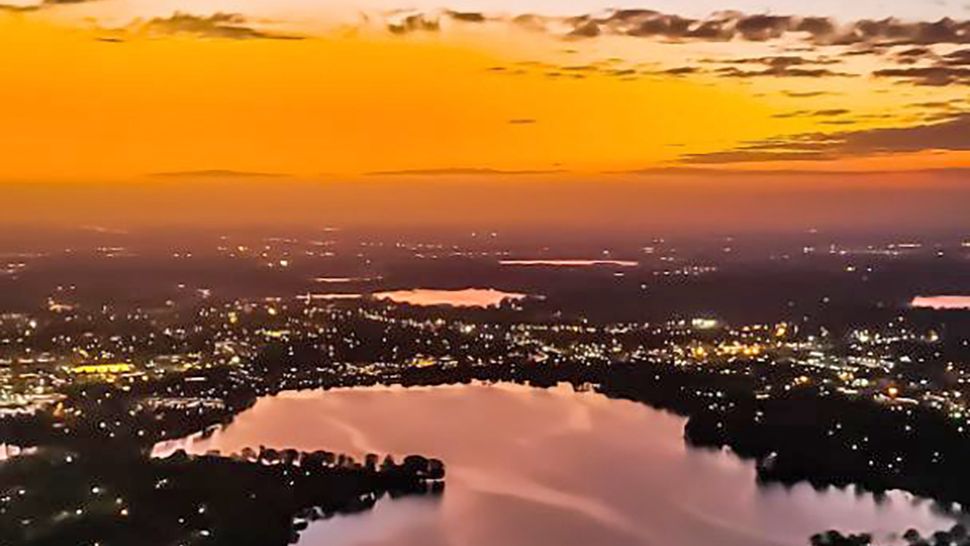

{"left": 1, "top": 0, "right": 968, "bottom": 231}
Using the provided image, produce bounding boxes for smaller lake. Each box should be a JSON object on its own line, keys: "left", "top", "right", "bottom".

{"left": 0, "top": 444, "right": 35, "bottom": 461}
{"left": 371, "top": 288, "right": 527, "bottom": 308}
{"left": 314, "top": 277, "right": 382, "bottom": 284}
{"left": 153, "top": 384, "right": 961, "bottom": 546}
{"left": 911, "top": 296, "right": 970, "bottom": 310}
{"left": 297, "top": 293, "right": 364, "bottom": 301}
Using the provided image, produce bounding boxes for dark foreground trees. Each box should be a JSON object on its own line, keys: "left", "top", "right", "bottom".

{"left": 0, "top": 446, "right": 444, "bottom": 546}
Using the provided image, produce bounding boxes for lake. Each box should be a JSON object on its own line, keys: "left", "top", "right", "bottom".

{"left": 153, "top": 384, "right": 961, "bottom": 546}
{"left": 0, "top": 444, "right": 34, "bottom": 461}
{"left": 371, "top": 288, "right": 528, "bottom": 308}
{"left": 911, "top": 296, "right": 970, "bottom": 310}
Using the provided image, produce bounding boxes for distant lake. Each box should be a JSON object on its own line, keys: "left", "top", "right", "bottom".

{"left": 911, "top": 296, "right": 970, "bottom": 310}
{"left": 0, "top": 444, "right": 34, "bottom": 461}
{"left": 297, "top": 293, "right": 363, "bottom": 301}
{"left": 372, "top": 288, "right": 527, "bottom": 308}
{"left": 154, "top": 384, "right": 960, "bottom": 546}
{"left": 314, "top": 277, "right": 382, "bottom": 284}
{"left": 500, "top": 259, "right": 639, "bottom": 267}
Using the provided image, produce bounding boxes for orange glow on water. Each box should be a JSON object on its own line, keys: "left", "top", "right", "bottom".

{"left": 372, "top": 288, "right": 527, "bottom": 308}
{"left": 911, "top": 296, "right": 970, "bottom": 311}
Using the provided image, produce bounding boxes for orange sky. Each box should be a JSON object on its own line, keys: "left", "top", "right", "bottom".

{"left": 0, "top": 5, "right": 967, "bottom": 231}
{"left": 0, "top": 18, "right": 776, "bottom": 178}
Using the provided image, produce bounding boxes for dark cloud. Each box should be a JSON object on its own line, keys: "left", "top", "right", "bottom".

{"left": 544, "top": 71, "right": 587, "bottom": 79}
{"left": 773, "top": 109, "right": 850, "bottom": 118}
{"left": 894, "top": 46, "right": 935, "bottom": 63}
{"left": 683, "top": 114, "right": 970, "bottom": 164}
{"left": 736, "top": 14, "right": 796, "bottom": 41}
{"left": 496, "top": 57, "right": 858, "bottom": 83}
{"left": 795, "top": 17, "right": 838, "bottom": 38}
{"left": 841, "top": 46, "right": 886, "bottom": 56}
{"left": 902, "top": 98, "right": 969, "bottom": 121}
{"left": 876, "top": 47, "right": 970, "bottom": 85}
{"left": 599, "top": 55, "right": 851, "bottom": 81}
{"left": 621, "top": 166, "right": 970, "bottom": 177}
{"left": 136, "top": 13, "right": 304, "bottom": 40}
{"left": 523, "top": 9, "right": 970, "bottom": 48}
{"left": 511, "top": 13, "right": 552, "bottom": 31}
{"left": 508, "top": 118, "right": 537, "bottom": 124}
{"left": 814, "top": 115, "right": 970, "bottom": 153}
{"left": 0, "top": 3, "right": 39, "bottom": 11}
{"left": 662, "top": 66, "right": 700, "bottom": 76}
{"left": 866, "top": 44, "right": 970, "bottom": 85}
{"left": 874, "top": 66, "right": 970, "bottom": 85}
{"left": 683, "top": 150, "right": 840, "bottom": 163}
{"left": 814, "top": 109, "right": 851, "bottom": 116}
{"left": 381, "top": 8, "right": 970, "bottom": 94}
{"left": 446, "top": 11, "right": 486, "bottom": 23}
{"left": 782, "top": 91, "right": 837, "bottom": 98}
{"left": 908, "top": 99, "right": 965, "bottom": 109}
{"left": 698, "top": 55, "right": 847, "bottom": 78}
{"left": 835, "top": 17, "right": 970, "bottom": 46}
{"left": 568, "top": 20, "right": 601, "bottom": 38}
{"left": 390, "top": 8, "right": 969, "bottom": 87}
{"left": 942, "top": 48, "right": 970, "bottom": 65}
{"left": 715, "top": 65, "right": 851, "bottom": 78}
{"left": 0, "top": 0, "right": 96, "bottom": 11}
{"left": 709, "top": 55, "right": 841, "bottom": 67}
{"left": 608, "top": 68, "right": 637, "bottom": 77}
{"left": 387, "top": 13, "right": 439, "bottom": 34}
{"left": 576, "top": 10, "right": 737, "bottom": 41}
{"left": 488, "top": 58, "right": 661, "bottom": 81}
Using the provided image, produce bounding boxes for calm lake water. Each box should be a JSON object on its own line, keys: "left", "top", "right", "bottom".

{"left": 0, "top": 444, "right": 34, "bottom": 461}
{"left": 911, "top": 296, "right": 970, "bottom": 310}
{"left": 371, "top": 288, "right": 527, "bottom": 308}
{"left": 154, "top": 384, "right": 961, "bottom": 546}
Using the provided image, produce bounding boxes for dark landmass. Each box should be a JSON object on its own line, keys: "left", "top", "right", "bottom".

{"left": 6, "top": 339, "right": 968, "bottom": 514}
{"left": 2, "top": 233, "right": 970, "bottom": 544}
{"left": 3, "top": 301, "right": 970, "bottom": 544}
{"left": 811, "top": 525, "right": 970, "bottom": 546}
{"left": 0, "top": 445, "right": 443, "bottom": 546}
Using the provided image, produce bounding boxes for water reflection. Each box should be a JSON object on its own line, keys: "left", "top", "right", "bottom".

{"left": 371, "top": 288, "right": 527, "bottom": 308}
{"left": 0, "top": 444, "right": 35, "bottom": 461}
{"left": 155, "top": 384, "right": 961, "bottom": 546}
{"left": 911, "top": 296, "right": 970, "bottom": 310}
